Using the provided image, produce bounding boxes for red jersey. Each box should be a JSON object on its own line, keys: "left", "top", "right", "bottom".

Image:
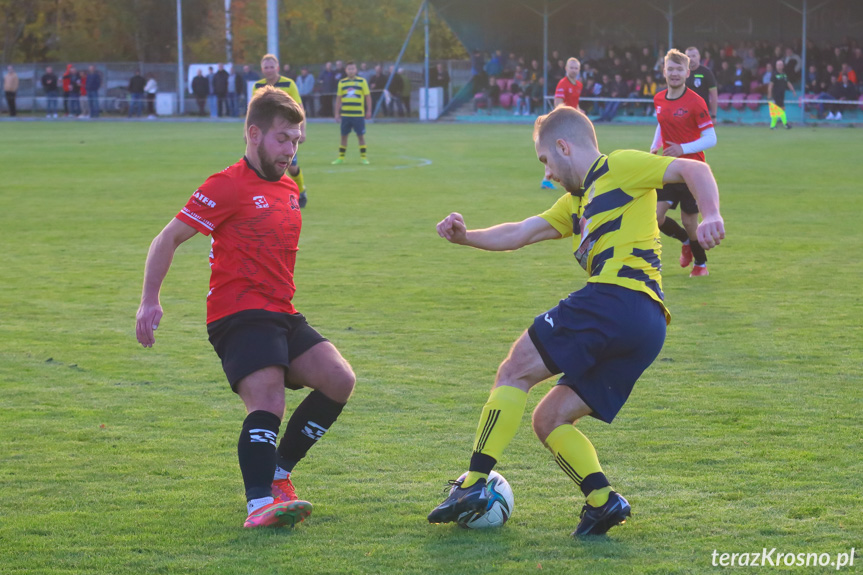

{"left": 176, "top": 157, "right": 302, "bottom": 323}
{"left": 555, "top": 77, "right": 583, "bottom": 109}
{"left": 654, "top": 87, "right": 714, "bottom": 162}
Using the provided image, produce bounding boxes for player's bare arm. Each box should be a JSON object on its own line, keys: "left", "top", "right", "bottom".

{"left": 365, "top": 95, "right": 372, "bottom": 119}
{"left": 708, "top": 87, "right": 718, "bottom": 117}
{"left": 334, "top": 96, "right": 341, "bottom": 121}
{"left": 663, "top": 159, "right": 725, "bottom": 249}
{"left": 136, "top": 218, "right": 198, "bottom": 347}
{"left": 662, "top": 142, "right": 685, "bottom": 157}
{"left": 437, "top": 213, "right": 561, "bottom": 251}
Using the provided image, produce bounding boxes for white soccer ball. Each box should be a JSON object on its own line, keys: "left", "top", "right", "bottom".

{"left": 454, "top": 470, "right": 514, "bottom": 529}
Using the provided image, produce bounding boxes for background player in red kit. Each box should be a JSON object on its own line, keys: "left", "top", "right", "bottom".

{"left": 541, "top": 57, "right": 584, "bottom": 191}
{"left": 136, "top": 86, "right": 355, "bottom": 529}
{"left": 651, "top": 49, "right": 717, "bottom": 277}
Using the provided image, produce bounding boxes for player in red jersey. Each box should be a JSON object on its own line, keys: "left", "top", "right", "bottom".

{"left": 651, "top": 49, "right": 718, "bottom": 277}
{"left": 136, "top": 86, "right": 355, "bottom": 529}
{"left": 540, "top": 57, "right": 584, "bottom": 191}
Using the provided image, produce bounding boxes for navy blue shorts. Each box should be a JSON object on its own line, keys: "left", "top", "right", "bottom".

{"left": 528, "top": 283, "right": 667, "bottom": 423}
{"left": 340, "top": 116, "right": 366, "bottom": 136}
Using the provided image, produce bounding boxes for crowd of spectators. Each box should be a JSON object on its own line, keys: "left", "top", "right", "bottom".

{"left": 469, "top": 38, "right": 863, "bottom": 120}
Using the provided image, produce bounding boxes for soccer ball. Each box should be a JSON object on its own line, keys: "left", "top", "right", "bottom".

{"left": 454, "top": 471, "right": 514, "bottom": 529}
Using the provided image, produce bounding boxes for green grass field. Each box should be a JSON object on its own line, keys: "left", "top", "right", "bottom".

{"left": 1, "top": 120, "right": 861, "bottom": 574}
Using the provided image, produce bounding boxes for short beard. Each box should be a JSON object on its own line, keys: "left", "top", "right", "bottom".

{"left": 256, "top": 142, "right": 286, "bottom": 181}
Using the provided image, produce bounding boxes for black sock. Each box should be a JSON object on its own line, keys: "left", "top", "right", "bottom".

{"left": 659, "top": 217, "right": 689, "bottom": 243}
{"left": 277, "top": 390, "right": 345, "bottom": 472}
{"left": 468, "top": 451, "right": 496, "bottom": 476}
{"left": 359, "top": 145, "right": 367, "bottom": 157}
{"left": 690, "top": 239, "right": 708, "bottom": 266}
{"left": 238, "top": 410, "right": 281, "bottom": 501}
{"left": 338, "top": 146, "right": 346, "bottom": 158}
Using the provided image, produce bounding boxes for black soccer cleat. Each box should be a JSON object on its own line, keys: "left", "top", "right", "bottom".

{"left": 572, "top": 491, "right": 632, "bottom": 537}
{"left": 298, "top": 191, "right": 308, "bottom": 209}
{"left": 427, "top": 478, "right": 489, "bottom": 524}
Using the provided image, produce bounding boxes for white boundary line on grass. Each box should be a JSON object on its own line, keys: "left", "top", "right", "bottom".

{"left": 319, "top": 155, "right": 432, "bottom": 174}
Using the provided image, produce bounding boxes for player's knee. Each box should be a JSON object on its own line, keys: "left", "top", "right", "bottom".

{"left": 531, "top": 404, "right": 556, "bottom": 444}
{"left": 326, "top": 362, "right": 356, "bottom": 403}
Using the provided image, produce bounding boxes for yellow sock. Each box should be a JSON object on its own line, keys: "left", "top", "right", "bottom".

{"left": 290, "top": 167, "right": 305, "bottom": 192}
{"left": 545, "top": 424, "right": 612, "bottom": 507}
{"left": 462, "top": 385, "right": 528, "bottom": 488}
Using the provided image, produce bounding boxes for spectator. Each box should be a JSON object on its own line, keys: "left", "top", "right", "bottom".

{"left": 240, "top": 64, "right": 259, "bottom": 114}
{"left": 762, "top": 62, "right": 774, "bottom": 88}
{"left": 206, "top": 66, "right": 217, "bottom": 118}
{"left": 282, "top": 63, "right": 295, "bottom": 80}
{"left": 431, "top": 62, "right": 450, "bottom": 106}
{"left": 474, "top": 75, "right": 500, "bottom": 113}
{"left": 213, "top": 64, "right": 229, "bottom": 117}
{"left": 318, "top": 62, "right": 337, "bottom": 117}
{"left": 358, "top": 62, "right": 374, "bottom": 82}
{"left": 334, "top": 60, "right": 345, "bottom": 82}
{"left": 470, "top": 50, "right": 485, "bottom": 76}
{"left": 369, "top": 64, "right": 387, "bottom": 115}
{"left": 41, "top": 66, "right": 59, "bottom": 118}
{"left": 702, "top": 50, "right": 714, "bottom": 71}
{"left": 62, "top": 64, "right": 73, "bottom": 116}
{"left": 839, "top": 63, "right": 858, "bottom": 86}
{"left": 716, "top": 60, "right": 735, "bottom": 93}
{"left": 805, "top": 64, "right": 821, "bottom": 94}
{"left": 485, "top": 50, "right": 503, "bottom": 77}
{"left": 145, "top": 73, "right": 158, "bottom": 119}
{"left": 783, "top": 47, "right": 802, "bottom": 83}
{"left": 400, "top": 67, "right": 412, "bottom": 116}
{"left": 86, "top": 65, "right": 102, "bottom": 118}
{"left": 128, "top": 69, "right": 145, "bottom": 118}
{"left": 732, "top": 61, "right": 752, "bottom": 94}
{"left": 191, "top": 69, "right": 209, "bottom": 116}
{"left": 78, "top": 69, "right": 88, "bottom": 117}
{"left": 296, "top": 66, "right": 315, "bottom": 117}
{"left": 3, "top": 66, "right": 19, "bottom": 117}
{"left": 386, "top": 65, "right": 406, "bottom": 117}
{"left": 228, "top": 67, "right": 242, "bottom": 117}
{"left": 528, "top": 59, "right": 541, "bottom": 83}
{"left": 504, "top": 52, "right": 518, "bottom": 77}
{"left": 511, "top": 79, "right": 529, "bottom": 116}
{"left": 69, "top": 66, "right": 82, "bottom": 117}
{"left": 828, "top": 74, "right": 859, "bottom": 120}
{"left": 850, "top": 48, "right": 863, "bottom": 84}
{"left": 641, "top": 74, "right": 657, "bottom": 115}
{"left": 531, "top": 76, "right": 547, "bottom": 113}
{"left": 597, "top": 73, "right": 626, "bottom": 122}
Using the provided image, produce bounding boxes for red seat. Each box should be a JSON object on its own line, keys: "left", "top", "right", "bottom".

{"left": 496, "top": 79, "right": 508, "bottom": 91}
{"left": 498, "top": 92, "right": 513, "bottom": 108}
{"left": 718, "top": 92, "right": 732, "bottom": 110}
{"left": 731, "top": 93, "right": 746, "bottom": 110}
{"left": 474, "top": 92, "right": 487, "bottom": 108}
{"left": 745, "top": 93, "right": 761, "bottom": 111}
{"left": 504, "top": 79, "right": 515, "bottom": 92}
{"left": 749, "top": 80, "right": 761, "bottom": 94}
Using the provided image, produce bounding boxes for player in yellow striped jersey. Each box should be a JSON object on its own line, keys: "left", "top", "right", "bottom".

{"left": 428, "top": 106, "right": 724, "bottom": 537}
{"left": 332, "top": 62, "right": 372, "bottom": 165}
{"left": 255, "top": 54, "right": 309, "bottom": 208}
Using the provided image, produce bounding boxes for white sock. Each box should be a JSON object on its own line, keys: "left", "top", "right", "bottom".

{"left": 247, "top": 496, "right": 274, "bottom": 514}
{"left": 273, "top": 466, "right": 290, "bottom": 481}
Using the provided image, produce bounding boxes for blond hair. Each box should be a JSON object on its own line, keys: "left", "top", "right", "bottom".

{"left": 261, "top": 53, "right": 279, "bottom": 65}
{"left": 664, "top": 49, "right": 690, "bottom": 68}
{"left": 245, "top": 85, "right": 304, "bottom": 134}
{"left": 533, "top": 105, "right": 598, "bottom": 150}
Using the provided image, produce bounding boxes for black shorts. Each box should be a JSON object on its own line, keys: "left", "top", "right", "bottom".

{"left": 657, "top": 183, "right": 699, "bottom": 214}
{"left": 207, "top": 309, "right": 329, "bottom": 393}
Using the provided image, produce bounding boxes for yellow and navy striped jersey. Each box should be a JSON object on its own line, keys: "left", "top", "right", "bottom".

{"left": 538, "top": 150, "right": 674, "bottom": 323}
{"left": 254, "top": 76, "right": 302, "bottom": 108}
{"left": 337, "top": 76, "right": 370, "bottom": 117}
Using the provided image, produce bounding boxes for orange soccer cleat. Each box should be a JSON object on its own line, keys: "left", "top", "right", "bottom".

{"left": 690, "top": 265, "right": 709, "bottom": 278}
{"left": 243, "top": 499, "right": 313, "bottom": 528}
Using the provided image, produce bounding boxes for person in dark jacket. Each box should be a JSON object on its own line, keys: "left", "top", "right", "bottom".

{"left": 128, "top": 70, "right": 146, "bottom": 117}
{"left": 86, "top": 65, "right": 102, "bottom": 118}
{"left": 41, "top": 66, "right": 59, "bottom": 118}
{"left": 318, "top": 62, "right": 337, "bottom": 117}
{"left": 431, "top": 62, "right": 451, "bottom": 106}
{"left": 191, "top": 69, "right": 209, "bottom": 116}
{"left": 69, "top": 66, "right": 82, "bottom": 117}
{"left": 213, "top": 64, "right": 230, "bottom": 117}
